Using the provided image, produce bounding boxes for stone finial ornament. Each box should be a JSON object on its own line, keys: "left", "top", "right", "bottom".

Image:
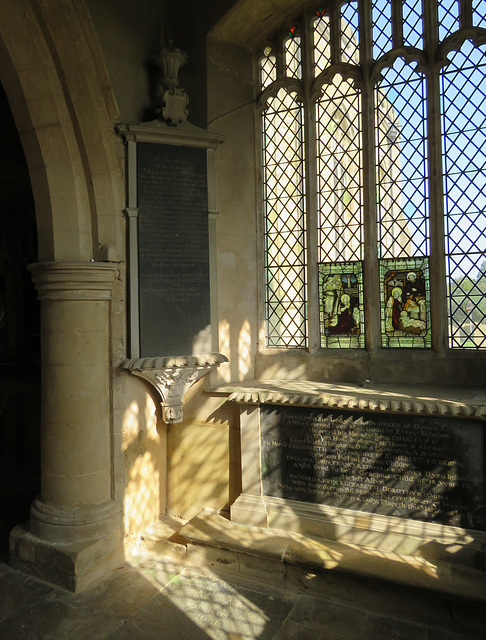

{"left": 154, "top": 41, "right": 189, "bottom": 126}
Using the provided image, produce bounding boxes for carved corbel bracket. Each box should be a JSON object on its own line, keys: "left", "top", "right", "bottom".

{"left": 121, "top": 353, "right": 228, "bottom": 423}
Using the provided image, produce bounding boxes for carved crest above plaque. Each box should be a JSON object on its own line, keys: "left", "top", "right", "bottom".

{"left": 154, "top": 41, "right": 189, "bottom": 126}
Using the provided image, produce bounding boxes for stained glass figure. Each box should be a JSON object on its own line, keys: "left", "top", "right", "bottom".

{"left": 319, "top": 262, "right": 364, "bottom": 348}
{"left": 381, "top": 258, "right": 431, "bottom": 347}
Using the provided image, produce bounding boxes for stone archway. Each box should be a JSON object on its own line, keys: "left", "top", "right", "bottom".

{"left": 0, "top": 0, "right": 123, "bottom": 262}
{"left": 0, "top": 0, "right": 126, "bottom": 590}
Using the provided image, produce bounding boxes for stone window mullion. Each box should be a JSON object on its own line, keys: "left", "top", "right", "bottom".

{"left": 425, "top": 0, "right": 449, "bottom": 352}
{"left": 361, "top": 0, "right": 382, "bottom": 352}
{"left": 304, "top": 10, "right": 320, "bottom": 353}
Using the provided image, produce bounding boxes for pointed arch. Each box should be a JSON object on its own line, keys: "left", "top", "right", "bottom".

{"left": 0, "top": 0, "right": 122, "bottom": 261}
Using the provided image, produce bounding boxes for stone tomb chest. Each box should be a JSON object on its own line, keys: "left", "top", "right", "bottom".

{"left": 223, "top": 381, "right": 486, "bottom": 562}
{"left": 261, "top": 405, "right": 485, "bottom": 531}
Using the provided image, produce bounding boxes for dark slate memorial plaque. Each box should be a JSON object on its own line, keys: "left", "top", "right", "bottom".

{"left": 137, "top": 143, "right": 210, "bottom": 356}
{"left": 261, "top": 405, "right": 486, "bottom": 530}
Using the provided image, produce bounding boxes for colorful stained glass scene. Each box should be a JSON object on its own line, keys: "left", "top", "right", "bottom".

{"left": 319, "top": 263, "right": 364, "bottom": 348}
{"left": 381, "top": 258, "right": 431, "bottom": 347}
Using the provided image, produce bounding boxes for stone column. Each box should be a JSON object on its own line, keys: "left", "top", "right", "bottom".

{"left": 10, "top": 262, "right": 122, "bottom": 590}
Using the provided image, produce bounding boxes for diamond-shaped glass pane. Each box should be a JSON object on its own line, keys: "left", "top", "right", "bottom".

{"left": 403, "top": 0, "right": 423, "bottom": 49}
{"left": 473, "top": 0, "right": 486, "bottom": 29}
{"left": 438, "top": 0, "right": 460, "bottom": 42}
{"left": 261, "top": 55, "right": 276, "bottom": 90}
{"left": 285, "top": 36, "right": 302, "bottom": 79}
{"left": 447, "top": 254, "right": 486, "bottom": 349}
{"left": 317, "top": 77, "right": 363, "bottom": 263}
{"left": 442, "top": 42, "right": 486, "bottom": 349}
{"left": 314, "top": 14, "right": 331, "bottom": 74}
{"left": 376, "top": 59, "right": 429, "bottom": 258}
{"left": 262, "top": 89, "right": 306, "bottom": 347}
{"left": 372, "top": 0, "right": 392, "bottom": 60}
{"left": 341, "top": 1, "right": 359, "bottom": 64}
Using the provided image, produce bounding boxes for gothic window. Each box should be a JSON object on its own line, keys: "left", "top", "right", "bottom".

{"left": 258, "top": 0, "right": 486, "bottom": 351}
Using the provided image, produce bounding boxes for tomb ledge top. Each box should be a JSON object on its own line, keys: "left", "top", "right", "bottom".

{"left": 207, "top": 379, "right": 486, "bottom": 421}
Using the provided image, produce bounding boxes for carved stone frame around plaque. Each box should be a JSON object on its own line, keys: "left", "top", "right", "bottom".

{"left": 118, "top": 120, "right": 225, "bottom": 422}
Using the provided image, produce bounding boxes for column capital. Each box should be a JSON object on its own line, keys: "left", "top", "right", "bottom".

{"left": 29, "top": 261, "right": 118, "bottom": 300}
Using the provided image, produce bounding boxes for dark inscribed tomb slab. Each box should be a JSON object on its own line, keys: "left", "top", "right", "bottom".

{"left": 261, "top": 405, "right": 486, "bottom": 530}
{"left": 137, "top": 143, "right": 210, "bottom": 356}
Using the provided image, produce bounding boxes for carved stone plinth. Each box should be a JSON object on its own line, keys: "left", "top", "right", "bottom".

{"left": 122, "top": 353, "right": 228, "bottom": 423}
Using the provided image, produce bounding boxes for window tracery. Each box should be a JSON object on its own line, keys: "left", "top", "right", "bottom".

{"left": 258, "top": 0, "right": 486, "bottom": 351}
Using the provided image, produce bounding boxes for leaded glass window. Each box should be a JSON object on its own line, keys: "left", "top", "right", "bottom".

{"left": 376, "top": 60, "right": 429, "bottom": 261}
{"left": 438, "top": 0, "right": 460, "bottom": 41}
{"left": 262, "top": 89, "right": 306, "bottom": 347}
{"left": 442, "top": 42, "right": 486, "bottom": 348}
{"left": 403, "top": 1, "right": 424, "bottom": 49}
{"left": 314, "top": 11, "right": 331, "bottom": 73}
{"left": 285, "top": 31, "right": 302, "bottom": 79}
{"left": 258, "top": 0, "right": 486, "bottom": 352}
{"left": 260, "top": 48, "right": 276, "bottom": 90}
{"left": 341, "top": 1, "right": 359, "bottom": 63}
{"left": 317, "top": 76, "right": 363, "bottom": 263}
{"left": 372, "top": 0, "right": 392, "bottom": 59}
{"left": 474, "top": 0, "right": 486, "bottom": 28}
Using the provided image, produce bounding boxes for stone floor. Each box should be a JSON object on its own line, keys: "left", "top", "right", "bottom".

{"left": 0, "top": 545, "right": 485, "bottom": 640}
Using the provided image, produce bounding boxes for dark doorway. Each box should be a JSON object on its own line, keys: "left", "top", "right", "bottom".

{"left": 0, "top": 83, "right": 41, "bottom": 556}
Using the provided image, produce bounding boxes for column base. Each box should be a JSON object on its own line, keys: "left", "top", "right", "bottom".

{"left": 9, "top": 522, "right": 123, "bottom": 592}
{"left": 30, "top": 497, "right": 120, "bottom": 544}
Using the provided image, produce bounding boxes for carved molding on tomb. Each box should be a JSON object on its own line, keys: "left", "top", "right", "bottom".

{"left": 211, "top": 381, "right": 486, "bottom": 421}
{"left": 122, "top": 353, "right": 228, "bottom": 423}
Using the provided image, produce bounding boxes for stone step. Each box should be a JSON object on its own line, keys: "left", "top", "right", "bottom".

{"left": 139, "top": 515, "right": 188, "bottom": 561}
{"left": 174, "top": 509, "right": 486, "bottom": 603}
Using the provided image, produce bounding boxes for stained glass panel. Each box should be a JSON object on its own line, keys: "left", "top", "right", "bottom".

{"left": 403, "top": 0, "right": 423, "bottom": 49}
{"left": 263, "top": 89, "right": 307, "bottom": 347}
{"left": 372, "top": 0, "right": 392, "bottom": 60}
{"left": 341, "top": 1, "right": 360, "bottom": 64}
{"left": 380, "top": 258, "right": 431, "bottom": 347}
{"left": 438, "top": 1, "right": 460, "bottom": 42}
{"left": 314, "top": 13, "right": 331, "bottom": 73}
{"left": 442, "top": 42, "right": 486, "bottom": 349}
{"left": 319, "top": 262, "right": 364, "bottom": 348}
{"left": 317, "top": 76, "right": 363, "bottom": 262}
{"left": 376, "top": 59, "right": 429, "bottom": 259}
